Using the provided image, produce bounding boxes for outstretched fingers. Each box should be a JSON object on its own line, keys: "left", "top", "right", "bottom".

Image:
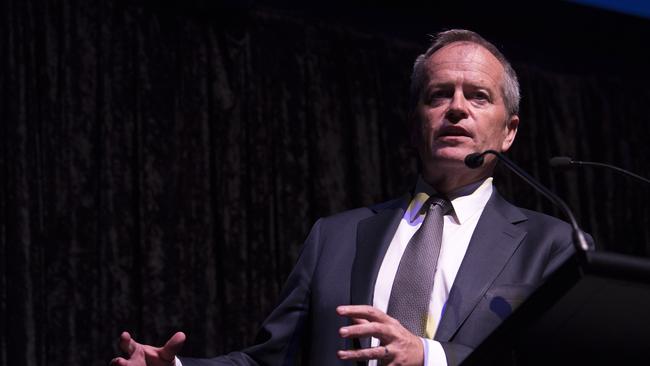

{"left": 336, "top": 305, "right": 424, "bottom": 365}
{"left": 111, "top": 340, "right": 146, "bottom": 366}
{"left": 119, "top": 331, "right": 137, "bottom": 356}
{"left": 110, "top": 357, "right": 128, "bottom": 366}
{"left": 337, "top": 345, "right": 390, "bottom": 362}
{"left": 339, "top": 321, "right": 393, "bottom": 343}
{"left": 337, "top": 305, "right": 400, "bottom": 343}
{"left": 158, "top": 332, "right": 186, "bottom": 361}
{"left": 337, "top": 305, "right": 393, "bottom": 323}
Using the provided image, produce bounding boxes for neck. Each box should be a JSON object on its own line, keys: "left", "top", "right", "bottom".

{"left": 422, "top": 164, "right": 494, "bottom": 195}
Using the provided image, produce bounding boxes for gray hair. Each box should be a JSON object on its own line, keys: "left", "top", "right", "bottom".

{"left": 410, "top": 29, "right": 520, "bottom": 117}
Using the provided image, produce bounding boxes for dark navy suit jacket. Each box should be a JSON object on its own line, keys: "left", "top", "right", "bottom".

{"left": 181, "top": 190, "right": 575, "bottom": 366}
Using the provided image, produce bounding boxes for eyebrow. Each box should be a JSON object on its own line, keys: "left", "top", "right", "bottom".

{"left": 425, "top": 81, "right": 495, "bottom": 93}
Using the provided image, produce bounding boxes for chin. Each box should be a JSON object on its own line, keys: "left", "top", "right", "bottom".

{"left": 429, "top": 147, "right": 473, "bottom": 165}
{"left": 421, "top": 156, "right": 468, "bottom": 173}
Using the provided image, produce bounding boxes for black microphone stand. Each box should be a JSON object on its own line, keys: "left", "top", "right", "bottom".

{"left": 550, "top": 156, "right": 650, "bottom": 185}
{"left": 465, "top": 150, "right": 592, "bottom": 252}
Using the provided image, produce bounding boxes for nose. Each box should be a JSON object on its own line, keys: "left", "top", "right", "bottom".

{"left": 445, "top": 91, "right": 469, "bottom": 123}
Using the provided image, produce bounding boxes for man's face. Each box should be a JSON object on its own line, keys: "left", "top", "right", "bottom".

{"left": 413, "top": 42, "right": 518, "bottom": 173}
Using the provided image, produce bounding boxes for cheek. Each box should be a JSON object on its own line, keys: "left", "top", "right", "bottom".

{"left": 420, "top": 109, "right": 443, "bottom": 134}
{"left": 485, "top": 125, "right": 509, "bottom": 148}
{"left": 481, "top": 111, "right": 509, "bottom": 138}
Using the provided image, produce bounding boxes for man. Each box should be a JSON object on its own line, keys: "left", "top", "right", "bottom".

{"left": 112, "top": 29, "right": 575, "bottom": 366}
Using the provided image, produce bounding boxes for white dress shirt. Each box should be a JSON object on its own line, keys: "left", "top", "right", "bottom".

{"left": 369, "top": 177, "right": 494, "bottom": 366}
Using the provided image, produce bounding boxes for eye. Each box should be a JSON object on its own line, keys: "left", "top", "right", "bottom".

{"left": 471, "top": 91, "right": 489, "bottom": 100}
{"left": 467, "top": 90, "right": 491, "bottom": 105}
{"left": 425, "top": 89, "right": 452, "bottom": 105}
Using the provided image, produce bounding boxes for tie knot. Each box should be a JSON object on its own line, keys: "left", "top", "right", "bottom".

{"left": 427, "top": 196, "right": 453, "bottom": 216}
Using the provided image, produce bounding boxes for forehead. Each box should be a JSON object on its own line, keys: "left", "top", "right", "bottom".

{"left": 424, "top": 42, "right": 505, "bottom": 88}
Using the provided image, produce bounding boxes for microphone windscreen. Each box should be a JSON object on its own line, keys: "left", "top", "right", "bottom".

{"left": 549, "top": 156, "right": 573, "bottom": 168}
{"left": 464, "top": 153, "right": 485, "bottom": 169}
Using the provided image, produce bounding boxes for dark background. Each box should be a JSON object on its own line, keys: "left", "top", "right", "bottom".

{"left": 2, "top": 0, "right": 650, "bottom": 365}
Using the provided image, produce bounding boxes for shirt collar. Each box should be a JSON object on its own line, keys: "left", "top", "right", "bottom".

{"left": 406, "top": 176, "right": 494, "bottom": 225}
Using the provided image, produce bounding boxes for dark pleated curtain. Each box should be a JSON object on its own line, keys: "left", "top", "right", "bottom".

{"left": 1, "top": 1, "right": 649, "bottom": 366}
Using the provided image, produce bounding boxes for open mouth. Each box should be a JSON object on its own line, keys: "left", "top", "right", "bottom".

{"left": 437, "top": 126, "right": 472, "bottom": 139}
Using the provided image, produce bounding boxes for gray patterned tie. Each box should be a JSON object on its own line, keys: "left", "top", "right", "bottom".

{"left": 386, "top": 196, "right": 453, "bottom": 337}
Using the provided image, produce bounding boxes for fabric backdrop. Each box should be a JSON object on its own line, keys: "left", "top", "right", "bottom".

{"left": 2, "top": 1, "right": 649, "bottom": 365}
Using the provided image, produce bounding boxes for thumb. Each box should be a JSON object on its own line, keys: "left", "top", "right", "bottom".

{"left": 159, "top": 332, "right": 186, "bottom": 361}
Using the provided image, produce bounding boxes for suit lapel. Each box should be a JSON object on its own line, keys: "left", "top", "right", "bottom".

{"left": 435, "top": 191, "right": 528, "bottom": 342}
{"left": 350, "top": 195, "right": 409, "bottom": 350}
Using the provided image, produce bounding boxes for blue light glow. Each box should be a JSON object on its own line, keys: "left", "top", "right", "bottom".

{"left": 570, "top": 0, "right": 650, "bottom": 19}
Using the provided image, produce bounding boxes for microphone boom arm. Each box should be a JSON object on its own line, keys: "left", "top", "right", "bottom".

{"left": 469, "top": 150, "right": 592, "bottom": 252}
{"left": 573, "top": 161, "right": 650, "bottom": 185}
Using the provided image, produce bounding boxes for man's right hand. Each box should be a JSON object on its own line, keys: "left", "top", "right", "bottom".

{"left": 111, "top": 331, "right": 186, "bottom": 366}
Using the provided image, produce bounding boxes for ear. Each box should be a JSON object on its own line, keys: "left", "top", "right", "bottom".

{"left": 500, "top": 114, "right": 519, "bottom": 152}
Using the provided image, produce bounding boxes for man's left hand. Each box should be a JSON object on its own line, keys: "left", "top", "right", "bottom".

{"left": 336, "top": 305, "right": 424, "bottom": 366}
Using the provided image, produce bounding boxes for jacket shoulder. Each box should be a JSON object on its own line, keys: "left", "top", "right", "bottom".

{"left": 317, "top": 195, "right": 408, "bottom": 228}
{"left": 517, "top": 206, "right": 573, "bottom": 235}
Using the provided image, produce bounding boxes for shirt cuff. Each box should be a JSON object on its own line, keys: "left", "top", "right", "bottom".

{"left": 175, "top": 357, "right": 183, "bottom": 366}
{"left": 421, "top": 338, "right": 448, "bottom": 366}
